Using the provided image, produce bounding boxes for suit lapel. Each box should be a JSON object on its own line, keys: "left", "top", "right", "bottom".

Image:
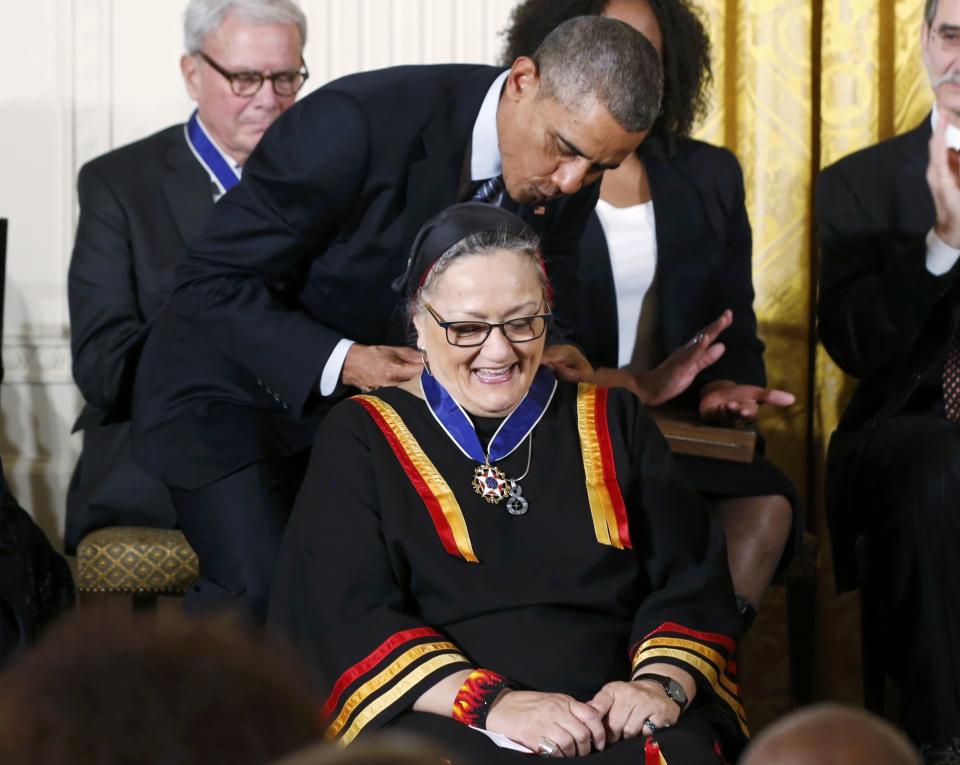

{"left": 644, "top": 149, "right": 712, "bottom": 346}
{"left": 579, "top": 211, "right": 620, "bottom": 368}
{"left": 161, "top": 129, "right": 215, "bottom": 244}
{"left": 898, "top": 117, "right": 935, "bottom": 236}
{"left": 401, "top": 68, "right": 502, "bottom": 257}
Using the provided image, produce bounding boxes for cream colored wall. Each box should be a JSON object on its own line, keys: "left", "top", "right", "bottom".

{"left": 0, "top": 0, "right": 520, "bottom": 547}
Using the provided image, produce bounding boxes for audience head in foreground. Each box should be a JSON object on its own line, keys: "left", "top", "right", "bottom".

{"left": 740, "top": 704, "right": 921, "bottom": 765}
{"left": 181, "top": 0, "right": 308, "bottom": 165}
{"left": 0, "top": 610, "right": 321, "bottom": 765}
{"left": 277, "top": 734, "right": 456, "bottom": 765}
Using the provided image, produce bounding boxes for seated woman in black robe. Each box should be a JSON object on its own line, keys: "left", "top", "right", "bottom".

{"left": 268, "top": 204, "right": 747, "bottom": 763}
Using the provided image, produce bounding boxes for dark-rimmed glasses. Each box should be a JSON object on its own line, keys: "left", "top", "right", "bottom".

{"left": 423, "top": 303, "right": 552, "bottom": 347}
{"left": 198, "top": 51, "right": 309, "bottom": 97}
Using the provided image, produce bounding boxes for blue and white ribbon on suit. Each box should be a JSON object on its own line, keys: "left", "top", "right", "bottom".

{"left": 184, "top": 110, "right": 240, "bottom": 196}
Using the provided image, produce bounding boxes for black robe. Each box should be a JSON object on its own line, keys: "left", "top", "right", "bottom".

{"left": 268, "top": 378, "right": 746, "bottom": 762}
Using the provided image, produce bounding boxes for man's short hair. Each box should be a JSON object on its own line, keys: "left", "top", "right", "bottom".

{"left": 926, "top": 0, "right": 940, "bottom": 27}
{"left": 533, "top": 15, "right": 663, "bottom": 134}
{"left": 740, "top": 703, "right": 921, "bottom": 765}
{"left": 184, "top": 0, "right": 307, "bottom": 54}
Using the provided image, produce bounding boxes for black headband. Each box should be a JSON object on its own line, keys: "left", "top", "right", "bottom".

{"left": 396, "top": 203, "right": 538, "bottom": 300}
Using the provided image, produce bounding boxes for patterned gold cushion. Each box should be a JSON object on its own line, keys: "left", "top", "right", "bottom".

{"left": 76, "top": 527, "right": 199, "bottom": 594}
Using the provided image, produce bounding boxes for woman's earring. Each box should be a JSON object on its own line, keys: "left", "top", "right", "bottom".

{"left": 418, "top": 346, "right": 432, "bottom": 376}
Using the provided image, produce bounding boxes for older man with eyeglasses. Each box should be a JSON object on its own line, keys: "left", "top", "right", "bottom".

{"left": 65, "top": 0, "right": 307, "bottom": 559}
{"left": 817, "top": 1, "right": 960, "bottom": 762}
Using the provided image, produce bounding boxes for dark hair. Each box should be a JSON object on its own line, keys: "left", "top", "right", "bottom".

{"left": 502, "top": 0, "right": 712, "bottom": 155}
{"left": 276, "top": 733, "right": 456, "bottom": 765}
{"left": 0, "top": 610, "right": 322, "bottom": 765}
{"left": 926, "top": 0, "right": 939, "bottom": 26}
{"left": 533, "top": 16, "right": 662, "bottom": 133}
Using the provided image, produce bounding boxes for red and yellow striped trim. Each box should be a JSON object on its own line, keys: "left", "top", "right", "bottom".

{"left": 337, "top": 651, "right": 467, "bottom": 745}
{"left": 327, "top": 641, "right": 466, "bottom": 743}
{"left": 631, "top": 623, "right": 747, "bottom": 737}
{"left": 355, "top": 396, "right": 477, "bottom": 563}
{"left": 320, "top": 626, "right": 442, "bottom": 721}
{"left": 321, "top": 627, "right": 470, "bottom": 745}
{"left": 576, "top": 383, "right": 631, "bottom": 549}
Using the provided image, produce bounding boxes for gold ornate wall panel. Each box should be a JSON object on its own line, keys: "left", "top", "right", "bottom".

{"left": 694, "top": 0, "right": 813, "bottom": 506}
{"left": 893, "top": 1, "right": 933, "bottom": 134}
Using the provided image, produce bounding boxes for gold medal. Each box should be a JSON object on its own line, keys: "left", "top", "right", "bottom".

{"left": 472, "top": 464, "right": 509, "bottom": 503}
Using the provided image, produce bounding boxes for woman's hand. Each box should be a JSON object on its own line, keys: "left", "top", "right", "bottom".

{"left": 631, "top": 310, "right": 732, "bottom": 406}
{"left": 485, "top": 690, "right": 607, "bottom": 757}
{"left": 698, "top": 379, "right": 795, "bottom": 422}
{"left": 588, "top": 680, "right": 681, "bottom": 744}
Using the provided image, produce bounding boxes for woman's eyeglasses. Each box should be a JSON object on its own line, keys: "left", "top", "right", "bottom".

{"left": 423, "top": 303, "right": 552, "bottom": 347}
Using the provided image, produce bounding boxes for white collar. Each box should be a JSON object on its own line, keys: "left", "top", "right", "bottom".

{"left": 470, "top": 69, "right": 510, "bottom": 181}
{"left": 194, "top": 113, "right": 243, "bottom": 177}
{"left": 932, "top": 103, "right": 960, "bottom": 151}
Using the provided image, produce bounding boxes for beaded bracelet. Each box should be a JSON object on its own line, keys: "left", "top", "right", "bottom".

{"left": 451, "top": 668, "right": 512, "bottom": 729}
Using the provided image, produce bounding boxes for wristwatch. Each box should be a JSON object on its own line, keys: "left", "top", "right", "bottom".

{"left": 633, "top": 672, "right": 688, "bottom": 712}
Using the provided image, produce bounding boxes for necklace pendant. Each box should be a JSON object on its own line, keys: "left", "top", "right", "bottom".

{"left": 473, "top": 464, "right": 509, "bottom": 504}
{"left": 506, "top": 480, "right": 529, "bottom": 516}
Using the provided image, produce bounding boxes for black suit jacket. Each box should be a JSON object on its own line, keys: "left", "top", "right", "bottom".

{"left": 816, "top": 116, "right": 960, "bottom": 589}
{"left": 66, "top": 125, "right": 210, "bottom": 549}
{"left": 70, "top": 124, "right": 213, "bottom": 427}
{"left": 132, "top": 65, "right": 599, "bottom": 489}
{"left": 578, "top": 138, "right": 765, "bottom": 398}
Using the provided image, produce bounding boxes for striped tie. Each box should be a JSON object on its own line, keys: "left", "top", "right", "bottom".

{"left": 472, "top": 175, "right": 504, "bottom": 205}
{"left": 944, "top": 333, "right": 960, "bottom": 422}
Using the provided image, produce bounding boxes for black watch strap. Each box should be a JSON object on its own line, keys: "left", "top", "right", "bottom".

{"left": 633, "top": 672, "right": 688, "bottom": 711}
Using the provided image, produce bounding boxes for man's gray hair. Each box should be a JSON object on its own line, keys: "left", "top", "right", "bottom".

{"left": 533, "top": 16, "right": 662, "bottom": 134}
{"left": 926, "top": 0, "right": 939, "bottom": 27}
{"left": 184, "top": 0, "right": 307, "bottom": 54}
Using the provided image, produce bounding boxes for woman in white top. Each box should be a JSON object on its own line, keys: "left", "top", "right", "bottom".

{"left": 503, "top": 0, "right": 799, "bottom": 627}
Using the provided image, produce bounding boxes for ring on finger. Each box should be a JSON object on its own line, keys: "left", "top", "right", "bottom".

{"left": 644, "top": 719, "right": 658, "bottom": 734}
{"left": 537, "top": 737, "right": 559, "bottom": 757}
{"left": 688, "top": 332, "right": 705, "bottom": 346}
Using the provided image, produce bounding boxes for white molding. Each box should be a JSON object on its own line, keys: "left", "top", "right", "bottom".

{"left": 73, "top": 0, "right": 113, "bottom": 172}
{"left": 2, "top": 336, "right": 73, "bottom": 384}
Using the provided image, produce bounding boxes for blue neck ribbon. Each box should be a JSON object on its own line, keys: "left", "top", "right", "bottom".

{"left": 421, "top": 365, "right": 556, "bottom": 464}
{"left": 184, "top": 110, "right": 240, "bottom": 195}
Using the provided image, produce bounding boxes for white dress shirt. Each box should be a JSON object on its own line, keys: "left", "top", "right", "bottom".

{"left": 594, "top": 199, "right": 660, "bottom": 370}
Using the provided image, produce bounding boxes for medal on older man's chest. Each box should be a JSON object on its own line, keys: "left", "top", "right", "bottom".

{"left": 422, "top": 367, "right": 556, "bottom": 516}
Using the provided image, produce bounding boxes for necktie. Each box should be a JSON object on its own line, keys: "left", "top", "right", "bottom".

{"left": 944, "top": 334, "right": 960, "bottom": 422}
{"left": 472, "top": 175, "right": 504, "bottom": 205}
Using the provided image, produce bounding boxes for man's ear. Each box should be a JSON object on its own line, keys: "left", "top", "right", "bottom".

{"left": 181, "top": 54, "right": 201, "bottom": 101}
{"left": 503, "top": 56, "right": 541, "bottom": 102}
